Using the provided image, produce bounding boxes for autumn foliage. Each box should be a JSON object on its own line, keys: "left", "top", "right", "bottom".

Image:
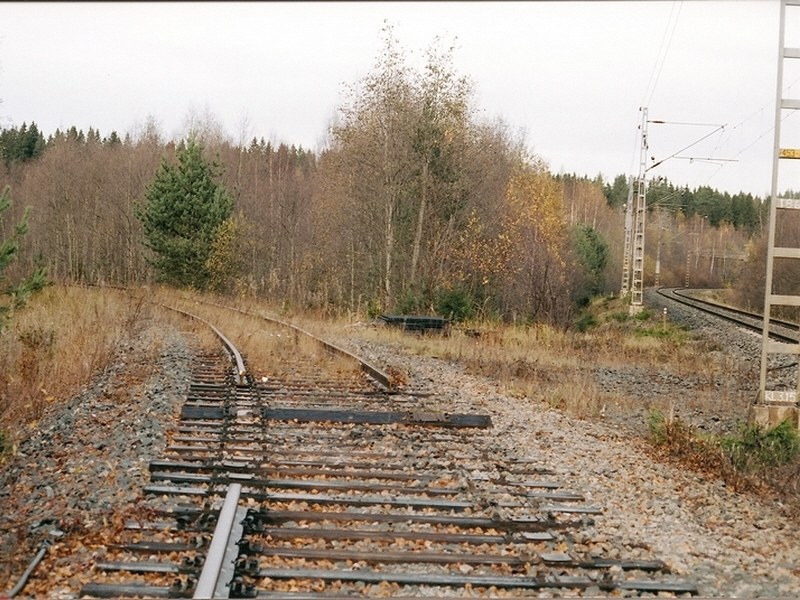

{"left": 0, "top": 26, "right": 762, "bottom": 327}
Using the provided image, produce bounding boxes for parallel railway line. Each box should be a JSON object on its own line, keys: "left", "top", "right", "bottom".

{"left": 657, "top": 287, "right": 799, "bottom": 344}
{"left": 18, "top": 301, "right": 698, "bottom": 598}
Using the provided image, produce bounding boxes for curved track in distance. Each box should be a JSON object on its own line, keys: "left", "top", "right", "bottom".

{"left": 657, "top": 288, "right": 798, "bottom": 345}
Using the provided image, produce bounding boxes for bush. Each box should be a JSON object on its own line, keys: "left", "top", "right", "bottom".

{"left": 647, "top": 409, "right": 695, "bottom": 453}
{"left": 610, "top": 311, "right": 629, "bottom": 323}
{"left": 574, "top": 313, "right": 597, "bottom": 332}
{"left": 434, "top": 287, "right": 474, "bottom": 322}
{"left": 721, "top": 419, "right": 800, "bottom": 472}
{"left": 395, "top": 287, "right": 424, "bottom": 316}
{"left": 634, "top": 323, "right": 691, "bottom": 342}
{"left": 366, "top": 297, "right": 382, "bottom": 319}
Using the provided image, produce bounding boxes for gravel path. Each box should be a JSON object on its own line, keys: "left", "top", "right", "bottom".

{"left": 571, "top": 289, "right": 762, "bottom": 439}
{"left": 2, "top": 298, "right": 800, "bottom": 598}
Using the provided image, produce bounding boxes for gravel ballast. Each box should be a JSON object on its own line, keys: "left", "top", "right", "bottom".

{"left": 0, "top": 322, "right": 194, "bottom": 598}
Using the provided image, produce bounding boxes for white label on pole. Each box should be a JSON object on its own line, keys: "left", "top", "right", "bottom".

{"left": 776, "top": 197, "right": 800, "bottom": 209}
{"left": 765, "top": 390, "right": 797, "bottom": 404}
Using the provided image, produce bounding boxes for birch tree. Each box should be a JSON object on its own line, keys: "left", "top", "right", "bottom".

{"left": 329, "top": 22, "right": 416, "bottom": 311}
{"left": 409, "top": 39, "right": 473, "bottom": 294}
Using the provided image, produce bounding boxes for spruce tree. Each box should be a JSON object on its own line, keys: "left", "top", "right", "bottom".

{"left": 0, "top": 186, "right": 48, "bottom": 325}
{"left": 136, "top": 137, "right": 233, "bottom": 289}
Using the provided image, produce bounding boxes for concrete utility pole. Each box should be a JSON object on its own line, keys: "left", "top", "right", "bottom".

{"left": 753, "top": 0, "right": 800, "bottom": 428}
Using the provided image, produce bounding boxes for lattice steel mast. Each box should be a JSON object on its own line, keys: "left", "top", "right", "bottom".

{"left": 755, "top": 0, "right": 800, "bottom": 424}
{"left": 620, "top": 176, "right": 635, "bottom": 296}
{"left": 629, "top": 108, "right": 649, "bottom": 314}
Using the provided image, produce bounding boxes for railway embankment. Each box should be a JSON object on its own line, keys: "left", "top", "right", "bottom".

{"left": 2, "top": 292, "right": 800, "bottom": 597}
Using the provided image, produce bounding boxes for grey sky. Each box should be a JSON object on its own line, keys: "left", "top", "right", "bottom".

{"left": 0, "top": 1, "right": 788, "bottom": 196}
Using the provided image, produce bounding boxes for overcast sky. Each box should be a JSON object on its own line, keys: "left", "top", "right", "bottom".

{"left": 0, "top": 1, "right": 791, "bottom": 196}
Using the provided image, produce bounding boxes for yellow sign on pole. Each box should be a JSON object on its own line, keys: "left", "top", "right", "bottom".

{"left": 780, "top": 148, "right": 800, "bottom": 159}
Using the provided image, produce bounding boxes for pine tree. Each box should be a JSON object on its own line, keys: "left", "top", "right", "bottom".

{"left": 0, "top": 186, "right": 48, "bottom": 325}
{"left": 136, "top": 137, "right": 234, "bottom": 289}
{"left": 104, "top": 131, "right": 121, "bottom": 146}
{"left": 572, "top": 224, "right": 609, "bottom": 300}
{"left": 0, "top": 122, "right": 46, "bottom": 167}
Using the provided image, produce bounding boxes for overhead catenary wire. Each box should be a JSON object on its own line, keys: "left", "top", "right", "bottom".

{"left": 633, "top": 3, "right": 800, "bottom": 194}
{"left": 640, "top": 1, "right": 684, "bottom": 109}
{"left": 631, "top": 1, "right": 682, "bottom": 176}
{"left": 695, "top": 72, "right": 800, "bottom": 190}
{"left": 647, "top": 123, "right": 726, "bottom": 172}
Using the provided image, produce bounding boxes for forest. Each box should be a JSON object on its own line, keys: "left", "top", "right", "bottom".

{"left": 0, "top": 29, "right": 772, "bottom": 327}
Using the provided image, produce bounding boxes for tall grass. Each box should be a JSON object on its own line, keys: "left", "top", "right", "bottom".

{"left": 335, "top": 295, "right": 724, "bottom": 420}
{"left": 0, "top": 285, "right": 146, "bottom": 455}
{"left": 150, "top": 287, "right": 362, "bottom": 382}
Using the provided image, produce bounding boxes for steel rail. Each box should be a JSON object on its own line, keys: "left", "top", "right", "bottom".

{"left": 92, "top": 286, "right": 393, "bottom": 390}
{"left": 6, "top": 540, "right": 50, "bottom": 598}
{"left": 198, "top": 299, "right": 393, "bottom": 391}
{"left": 169, "top": 307, "right": 248, "bottom": 385}
{"left": 193, "top": 483, "right": 243, "bottom": 599}
{"left": 674, "top": 288, "right": 799, "bottom": 331}
{"left": 658, "top": 287, "right": 799, "bottom": 344}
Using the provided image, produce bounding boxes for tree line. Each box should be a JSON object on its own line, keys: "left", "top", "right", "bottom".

{"left": 0, "top": 26, "right": 773, "bottom": 325}
{"left": 601, "top": 174, "right": 765, "bottom": 232}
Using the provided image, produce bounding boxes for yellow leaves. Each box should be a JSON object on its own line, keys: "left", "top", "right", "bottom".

{"left": 496, "top": 164, "right": 575, "bottom": 302}
{"left": 206, "top": 214, "right": 252, "bottom": 293}
{"left": 451, "top": 159, "right": 569, "bottom": 292}
{"left": 505, "top": 163, "right": 567, "bottom": 256}
{"left": 451, "top": 211, "right": 516, "bottom": 282}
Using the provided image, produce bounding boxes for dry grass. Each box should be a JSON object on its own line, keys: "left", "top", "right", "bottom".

{"left": 149, "top": 287, "right": 361, "bottom": 382}
{"left": 0, "top": 284, "right": 364, "bottom": 459}
{"left": 335, "top": 296, "right": 732, "bottom": 421}
{"left": 0, "top": 285, "right": 754, "bottom": 466}
{"left": 0, "top": 285, "right": 149, "bottom": 454}
{"left": 353, "top": 325, "right": 609, "bottom": 417}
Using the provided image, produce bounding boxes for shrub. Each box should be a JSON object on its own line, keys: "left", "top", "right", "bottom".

{"left": 634, "top": 323, "right": 691, "bottom": 342}
{"left": 434, "top": 287, "right": 474, "bottom": 323}
{"left": 574, "top": 313, "right": 597, "bottom": 332}
{"left": 721, "top": 419, "right": 800, "bottom": 472}
{"left": 366, "top": 297, "right": 382, "bottom": 319}
{"left": 647, "top": 409, "right": 695, "bottom": 453}
{"left": 396, "top": 287, "right": 424, "bottom": 316}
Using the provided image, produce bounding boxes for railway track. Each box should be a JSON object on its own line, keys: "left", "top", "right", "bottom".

{"left": 70, "top": 302, "right": 697, "bottom": 598}
{"left": 657, "top": 288, "right": 799, "bottom": 344}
